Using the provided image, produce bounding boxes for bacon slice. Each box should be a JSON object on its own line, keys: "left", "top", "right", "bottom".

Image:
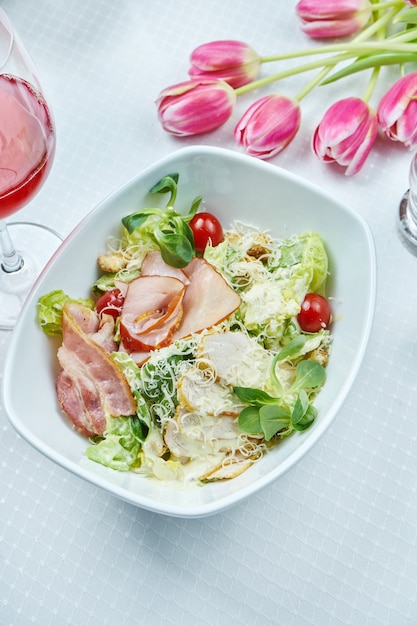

{"left": 141, "top": 250, "right": 190, "bottom": 285}
{"left": 65, "top": 303, "right": 117, "bottom": 352}
{"left": 120, "top": 275, "right": 185, "bottom": 351}
{"left": 56, "top": 303, "right": 136, "bottom": 437}
{"left": 118, "top": 255, "right": 241, "bottom": 364}
{"left": 172, "top": 257, "right": 241, "bottom": 340}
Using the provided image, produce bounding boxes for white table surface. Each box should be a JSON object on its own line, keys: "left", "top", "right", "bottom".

{"left": 1, "top": 1, "right": 417, "bottom": 624}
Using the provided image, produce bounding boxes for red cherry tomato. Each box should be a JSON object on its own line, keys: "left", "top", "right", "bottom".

{"left": 189, "top": 211, "right": 224, "bottom": 253}
{"left": 95, "top": 288, "right": 124, "bottom": 319}
{"left": 297, "top": 293, "right": 331, "bottom": 333}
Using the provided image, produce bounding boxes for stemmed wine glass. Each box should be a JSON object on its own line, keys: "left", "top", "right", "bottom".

{"left": 398, "top": 151, "right": 417, "bottom": 255}
{"left": 0, "top": 8, "right": 62, "bottom": 330}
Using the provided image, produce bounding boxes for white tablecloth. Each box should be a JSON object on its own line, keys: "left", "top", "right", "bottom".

{"left": 1, "top": 1, "right": 416, "bottom": 624}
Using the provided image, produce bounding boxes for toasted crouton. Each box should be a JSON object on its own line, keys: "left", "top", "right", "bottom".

{"left": 97, "top": 252, "right": 129, "bottom": 273}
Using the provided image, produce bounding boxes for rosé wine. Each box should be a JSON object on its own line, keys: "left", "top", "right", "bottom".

{"left": 0, "top": 74, "right": 55, "bottom": 219}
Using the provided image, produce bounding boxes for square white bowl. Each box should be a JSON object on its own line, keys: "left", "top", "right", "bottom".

{"left": 3, "top": 146, "right": 376, "bottom": 518}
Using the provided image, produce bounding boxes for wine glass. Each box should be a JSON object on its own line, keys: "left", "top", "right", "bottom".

{"left": 398, "top": 151, "right": 417, "bottom": 255}
{"left": 0, "top": 8, "right": 62, "bottom": 330}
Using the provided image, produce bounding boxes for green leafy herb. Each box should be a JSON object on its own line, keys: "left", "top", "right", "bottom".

{"left": 121, "top": 173, "right": 201, "bottom": 268}
{"left": 291, "top": 359, "right": 326, "bottom": 393}
{"left": 259, "top": 405, "right": 291, "bottom": 441}
{"left": 235, "top": 346, "right": 326, "bottom": 442}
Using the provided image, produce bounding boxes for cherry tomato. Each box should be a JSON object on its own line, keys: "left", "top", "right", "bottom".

{"left": 95, "top": 288, "right": 124, "bottom": 319}
{"left": 297, "top": 293, "right": 331, "bottom": 333}
{"left": 189, "top": 211, "right": 223, "bottom": 253}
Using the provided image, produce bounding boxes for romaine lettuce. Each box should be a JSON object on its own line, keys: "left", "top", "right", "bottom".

{"left": 37, "top": 290, "right": 94, "bottom": 336}
{"left": 86, "top": 415, "right": 145, "bottom": 471}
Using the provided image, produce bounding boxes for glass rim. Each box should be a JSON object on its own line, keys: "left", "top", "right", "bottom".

{"left": 0, "top": 8, "right": 14, "bottom": 71}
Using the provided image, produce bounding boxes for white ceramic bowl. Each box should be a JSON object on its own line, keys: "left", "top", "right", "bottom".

{"left": 3, "top": 146, "right": 376, "bottom": 518}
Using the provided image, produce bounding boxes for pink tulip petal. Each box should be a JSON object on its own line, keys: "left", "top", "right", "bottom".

{"left": 395, "top": 98, "right": 417, "bottom": 145}
{"left": 377, "top": 73, "right": 417, "bottom": 130}
{"left": 344, "top": 128, "right": 377, "bottom": 175}
{"left": 189, "top": 62, "right": 260, "bottom": 89}
{"left": 340, "top": 116, "right": 378, "bottom": 175}
{"left": 190, "top": 40, "right": 259, "bottom": 70}
{"left": 377, "top": 73, "right": 417, "bottom": 148}
{"left": 315, "top": 98, "right": 370, "bottom": 146}
{"left": 235, "top": 95, "right": 301, "bottom": 159}
{"left": 296, "top": 0, "right": 370, "bottom": 18}
{"left": 295, "top": 0, "right": 371, "bottom": 38}
{"left": 156, "top": 79, "right": 236, "bottom": 137}
{"left": 312, "top": 97, "right": 376, "bottom": 174}
{"left": 300, "top": 17, "right": 366, "bottom": 38}
{"left": 189, "top": 40, "right": 261, "bottom": 88}
{"left": 330, "top": 111, "right": 375, "bottom": 161}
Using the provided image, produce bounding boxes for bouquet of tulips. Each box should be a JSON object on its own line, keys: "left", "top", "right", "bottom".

{"left": 155, "top": 0, "right": 417, "bottom": 175}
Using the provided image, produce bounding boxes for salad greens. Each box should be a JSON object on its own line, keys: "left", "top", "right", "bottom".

{"left": 121, "top": 173, "right": 201, "bottom": 268}
{"left": 85, "top": 348, "right": 193, "bottom": 472}
{"left": 37, "top": 290, "right": 93, "bottom": 336}
{"left": 235, "top": 336, "right": 326, "bottom": 441}
{"left": 37, "top": 173, "right": 333, "bottom": 483}
{"left": 86, "top": 415, "right": 145, "bottom": 472}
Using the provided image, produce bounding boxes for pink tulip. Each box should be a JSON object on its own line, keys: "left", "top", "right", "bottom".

{"left": 234, "top": 95, "right": 301, "bottom": 160}
{"left": 156, "top": 79, "right": 236, "bottom": 136}
{"left": 404, "top": 0, "right": 417, "bottom": 5}
{"left": 295, "top": 0, "right": 372, "bottom": 38}
{"left": 189, "top": 40, "right": 261, "bottom": 89}
{"left": 312, "top": 97, "right": 378, "bottom": 175}
{"left": 377, "top": 73, "right": 417, "bottom": 149}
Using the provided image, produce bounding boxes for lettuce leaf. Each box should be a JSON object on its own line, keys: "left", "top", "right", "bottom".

{"left": 85, "top": 415, "right": 145, "bottom": 472}
{"left": 36, "top": 290, "right": 94, "bottom": 336}
{"left": 276, "top": 231, "right": 328, "bottom": 294}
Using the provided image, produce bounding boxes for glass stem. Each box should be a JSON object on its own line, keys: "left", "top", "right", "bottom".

{"left": 408, "top": 153, "right": 417, "bottom": 229}
{"left": 0, "top": 220, "right": 24, "bottom": 273}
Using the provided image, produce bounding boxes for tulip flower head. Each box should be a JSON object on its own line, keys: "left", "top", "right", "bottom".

{"left": 156, "top": 5, "right": 417, "bottom": 173}
{"left": 295, "top": 0, "right": 372, "bottom": 38}
{"left": 189, "top": 40, "right": 261, "bottom": 89}
{"left": 156, "top": 79, "right": 236, "bottom": 136}
{"left": 377, "top": 73, "right": 417, "bottom": 149}
{"left": 234, "top": 94, "right": 301, "bottom": 159}
{"left": 312, "top": 97, "right": 378, "bottom": 175}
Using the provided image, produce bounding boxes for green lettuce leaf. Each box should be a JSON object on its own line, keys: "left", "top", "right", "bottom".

{"left": 86, "top": 415, "right": 145, "bottom": 471}
{"left": 37, "top": 290, "right": 94, "bottom": 336}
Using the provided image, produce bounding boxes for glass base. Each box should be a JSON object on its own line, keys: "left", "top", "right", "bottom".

{"left": 398, "top": 190, "right": 417, "bottom": 255}
{"left": 0, "top": 221, "right": 63, "bottom": 330}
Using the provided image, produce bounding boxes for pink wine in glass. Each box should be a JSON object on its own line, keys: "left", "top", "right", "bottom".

{"left": 0, "top": 7, "right": 61, "bottom": 331}
{"left": 0, "top": 74, "right": 55, "bottom": 218}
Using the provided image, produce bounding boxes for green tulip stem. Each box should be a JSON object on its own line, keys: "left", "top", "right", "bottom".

{"left": 257, "top": 6, "right": 404, "bottom": 65}
{"left": 370, "top": 0, "right": 406, "bottom": 9}
{"left": 235, "top": 6, "right": 409, "bottom": 99}
{"left": 363, "top": 66, "right": 381, "bottom": 103}
{"left": 235, "top": 52, "right": 360, "bottom": 97}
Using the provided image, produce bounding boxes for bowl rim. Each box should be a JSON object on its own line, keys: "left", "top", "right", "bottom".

{"left": 3, "top": 145, "right": 377, "bottom": 518}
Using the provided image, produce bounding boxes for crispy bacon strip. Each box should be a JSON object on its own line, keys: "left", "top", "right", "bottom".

{"left": 56, "top": 302, "right": 136, "bottom": 437}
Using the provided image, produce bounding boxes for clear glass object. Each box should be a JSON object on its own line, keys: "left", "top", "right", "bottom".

{"left": 0, "top": 8, "right": 62, "bottom": 330}
{"left": 398, "top": 151, "right": 417, "bottom": 254}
